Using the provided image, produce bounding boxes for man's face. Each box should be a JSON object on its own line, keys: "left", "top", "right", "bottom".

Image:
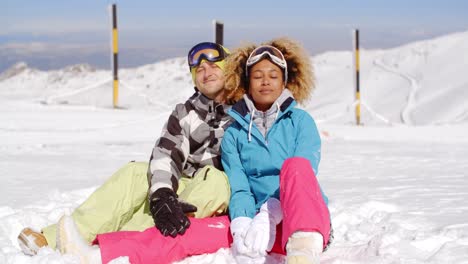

{"left": 194, "top": 61, "right": 225, "bottom": 102}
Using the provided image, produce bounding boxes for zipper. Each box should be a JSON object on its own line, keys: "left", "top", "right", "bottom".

{"left": 259, "top": 112, "right": 268, "bottom": 145}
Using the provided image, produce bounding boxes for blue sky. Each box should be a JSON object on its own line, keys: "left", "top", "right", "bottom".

{"left": 2, "top": 0, "right": 468, "bottom": 71}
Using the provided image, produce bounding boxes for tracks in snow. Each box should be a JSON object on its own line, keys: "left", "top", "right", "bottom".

{"left": 373, "top": 58, "right": 420, "bottom": 125}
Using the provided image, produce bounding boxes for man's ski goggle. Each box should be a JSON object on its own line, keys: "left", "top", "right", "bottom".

{"left": 246, "top": 45, "right": 288, "bottom": 84}
{"left": 188, "top": 42, "right": 228, "bottom": 68}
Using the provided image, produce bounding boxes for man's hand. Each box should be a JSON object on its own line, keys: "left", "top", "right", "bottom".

{"left": 149, "top": 187, "right": 197, "bottom": 237}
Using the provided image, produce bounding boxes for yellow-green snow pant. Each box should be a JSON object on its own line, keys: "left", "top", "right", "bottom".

{"left": 42, "top": 161, "right": 230, "bottom": 249}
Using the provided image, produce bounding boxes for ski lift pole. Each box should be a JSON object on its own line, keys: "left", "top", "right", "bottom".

{"left": 354, "top": 29, "right": 361, "bottom": 125}
{"left": 110, "top": 3, "right": 119, "bottom": 108}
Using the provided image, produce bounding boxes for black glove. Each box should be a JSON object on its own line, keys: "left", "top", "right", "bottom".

{"left": 149, "top": 187, "right": 197, "bottom": 237}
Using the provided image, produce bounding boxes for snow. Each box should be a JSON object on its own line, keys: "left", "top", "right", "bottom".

{"left": 1, "top": 30, "right": 468, "bottom": 263}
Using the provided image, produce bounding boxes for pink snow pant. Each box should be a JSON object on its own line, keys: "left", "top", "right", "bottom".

{"left": 271, "top": 157, "right": 331, "bottom": 253}
{"left": 94, "top": 157, "right": 330, "bottom": 263}
{"left": 95, "top": 216, "right": 232, "bottom": 264}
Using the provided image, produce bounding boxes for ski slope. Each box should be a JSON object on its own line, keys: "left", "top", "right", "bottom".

{"left": 1, "top": 31, "right": 468, "bottom": 263}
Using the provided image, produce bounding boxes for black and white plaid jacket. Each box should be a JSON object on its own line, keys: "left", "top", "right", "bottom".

{"left": 147, "top": 91, "right": 232, "bottom": 197}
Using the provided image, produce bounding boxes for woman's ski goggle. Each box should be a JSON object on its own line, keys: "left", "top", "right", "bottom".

{"left": 187, "top": 42, "right": 228, "bottom": 68}
{"left": 246, "top": 45, "right": 288, "bottom": 84}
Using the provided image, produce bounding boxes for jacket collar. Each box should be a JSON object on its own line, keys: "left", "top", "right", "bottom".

{"left": 189, "top": 90, "right": 230, "bottom": 119}
{"left": 231, "top": 89, "right": 296, "bottom": 120}
{"left": 229, "top": 89, "right": 296, "bottom": 142}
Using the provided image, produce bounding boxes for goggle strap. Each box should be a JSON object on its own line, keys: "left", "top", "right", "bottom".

{"left": 245, "top": 46, "right": 288, "bottom": 85}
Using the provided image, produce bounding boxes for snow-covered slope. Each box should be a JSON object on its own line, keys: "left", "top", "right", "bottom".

{"left": 1, "top": 31, "right": 467, "bottom": 125}
{"left": 308, "top": 30, "right": 468, "bottom": 125}
{"left": 1, "top": 31, "right": 468, "bottom": 264}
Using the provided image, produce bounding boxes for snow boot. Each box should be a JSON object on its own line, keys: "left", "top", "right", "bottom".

{"left": 286, "top": 231, "right": 323, "bottom": 264}
{"left": 17, "top": 227, "right": 48, "bottom": 255}
{"left": 57, "top": 215, "right": 101, "bottom": 264}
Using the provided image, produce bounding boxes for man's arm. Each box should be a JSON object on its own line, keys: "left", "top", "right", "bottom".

{"left": 147, "top": 104, "right": 195, "bottom": 237}
{"left": 147, "top": 104, "right": 190, "bottom": 196}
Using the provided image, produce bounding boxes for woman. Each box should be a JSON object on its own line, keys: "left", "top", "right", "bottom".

{"left": 221, "top": 37, "right": 332, "bottom": 264}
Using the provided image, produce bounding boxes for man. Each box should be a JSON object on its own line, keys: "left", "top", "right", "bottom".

{"left": 18, "top": 42, "right": 232, "bottom": 255}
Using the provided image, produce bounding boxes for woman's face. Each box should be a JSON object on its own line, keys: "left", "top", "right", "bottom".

{"left": 248, "top": 59, "right": 284, "bottom": 111}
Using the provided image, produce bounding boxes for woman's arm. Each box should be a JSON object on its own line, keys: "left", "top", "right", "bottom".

{"left": 294, "top": 111, "right": 321, "bottom": 174}
{"left": 294, "top": 111, "right": 328, "bottom": 205}
{"left": 221, "top": 126, "right": 257, "bottom": 220}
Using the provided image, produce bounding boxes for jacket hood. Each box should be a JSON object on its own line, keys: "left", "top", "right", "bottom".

{"left": 230, "top": 90, "right": 296, "bottom": 122}
{"left": 243, "top": 89, "right": 295, "bottom": 142}
{"left": 224, "top": 37, "right": 315, "bottom": 105}
{"left": 243, "top": 88, "right": 293, "bottom": 116}
{"left": 229, "top": 91, "right": 296, "bottom": 144}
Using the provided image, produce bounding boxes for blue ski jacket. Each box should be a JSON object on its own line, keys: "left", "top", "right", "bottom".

{"left": 221, "top": 95, "right": 328, "bottom": 220}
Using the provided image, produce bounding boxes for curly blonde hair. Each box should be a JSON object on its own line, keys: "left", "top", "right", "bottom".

{"left": 224, "top": 37, "right": 315, "bottom": 105}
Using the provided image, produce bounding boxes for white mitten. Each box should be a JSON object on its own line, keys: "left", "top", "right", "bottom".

{"left": 232, "top": 247, "right": 266, "bottom": 264}
{"left": 244, "top": 198, "right": 283, "bottom": 254}
{"left": 230, "top": 217, "right": 266, "bottom": 263}
{"left": 230, "top": 217, "right": 252, "bottom": 256}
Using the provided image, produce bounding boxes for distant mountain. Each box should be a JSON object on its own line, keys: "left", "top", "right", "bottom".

{"left": 1, "top": 31, "right": 467, "bottom": 125}
{"left": 0, "top": 62, "right": 37, "bottom": 81}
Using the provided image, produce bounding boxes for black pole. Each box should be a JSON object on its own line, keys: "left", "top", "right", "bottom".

{"left": 213, "top": 20, "right": 224, "bottom": 45}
